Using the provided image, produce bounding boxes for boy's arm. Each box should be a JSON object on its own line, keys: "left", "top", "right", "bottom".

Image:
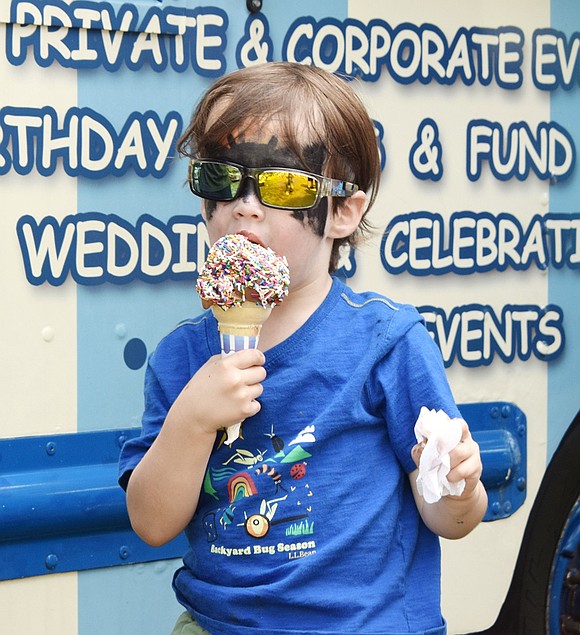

{"left": 126, "top": 348, "right": 266, "bottom": 547}
{"left": 409, "top": 419, "right": 488, "bottom": 540}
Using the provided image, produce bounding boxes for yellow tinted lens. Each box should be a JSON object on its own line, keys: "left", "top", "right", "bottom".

{"left": 257, "top": 170, "right": 319, "bottom": 208}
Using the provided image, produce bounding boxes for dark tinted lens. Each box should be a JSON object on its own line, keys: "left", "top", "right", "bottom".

{"left": 192, "top": 162, "right": 241, "bottom": 200}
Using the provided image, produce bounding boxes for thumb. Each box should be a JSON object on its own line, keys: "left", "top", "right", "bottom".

{"left": 411, "top": 443, "right": 424, "bottom": 468}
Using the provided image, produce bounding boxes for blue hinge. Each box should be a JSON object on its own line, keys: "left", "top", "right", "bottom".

{"left": 0, "top": 401, "right": 526, "bottom": 580}
{"left": 459, "top": 402, "right": 527, "bottom": 522}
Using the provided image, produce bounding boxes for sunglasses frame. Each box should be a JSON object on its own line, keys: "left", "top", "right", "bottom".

{"left": 188, "top": 159, "right": 359, "bottom": 211}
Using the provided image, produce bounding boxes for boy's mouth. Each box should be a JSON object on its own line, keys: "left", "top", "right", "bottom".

{"left": 237, "top": 230, "right": 264, "bottom": 247}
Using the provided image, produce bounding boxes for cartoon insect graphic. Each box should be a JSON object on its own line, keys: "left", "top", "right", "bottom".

{"left": 265, "top": 424, "right": 284, "bottom": 453}
{"left": 241, "top": 496, "right": 308, "bottom": 539}
{"left": 290, "top": 462, "right": 307, "bottom": 480}
{"left": 223, "top": 448, "right": 267, "bottom": 467}
{"left": 220, "top": 504, "right": 236, "bottom": 529}
{"left": 255, "top": 464, "right": 287, "bottom": 493}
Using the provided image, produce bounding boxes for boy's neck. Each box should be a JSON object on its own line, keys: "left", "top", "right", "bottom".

{"left": 258, "top": 273, "right": 334, "bottom": 351}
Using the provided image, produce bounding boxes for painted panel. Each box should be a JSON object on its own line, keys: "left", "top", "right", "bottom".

{"left": 549, "top": 0, "right": 580, "bottom": 455}
{"left": 1, "top": 0, "right": 579, "bottom": 633}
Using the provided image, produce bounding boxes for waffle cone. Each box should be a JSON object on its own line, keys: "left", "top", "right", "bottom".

{"left": 210, "top": 301, "right": 272, "bottom": 446}
{"left": 211, "top": 302, "right": 272, "bottom": 338}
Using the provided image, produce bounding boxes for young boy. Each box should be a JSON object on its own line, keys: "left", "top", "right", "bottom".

{"left": 119, "top": 62, "right": 487, "bottom": 635}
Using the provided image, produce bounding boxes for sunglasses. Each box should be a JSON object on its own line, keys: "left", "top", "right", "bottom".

{"left": 188, "top": 159, "right": 359, "bottom": 211}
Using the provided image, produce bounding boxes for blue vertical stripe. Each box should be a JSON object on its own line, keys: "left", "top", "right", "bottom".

{"left": 76, "top": 1, "right": 348, "bottom": 634}
{"left": 548, "top": 0, "right": 580, "bottom": 457}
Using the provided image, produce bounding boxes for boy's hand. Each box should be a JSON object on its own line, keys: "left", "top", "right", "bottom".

{"left": 410, "top": 418, "right": 487, "bottom": 539}
{"left": 168, "top": 349, "right": 267, "bottom": 437}
{"left": 411, "top": 419, "right": 483, "bottom": 500}
{"left": 446, "top": 419, "right": 483, "bottom": 498}
{"left": 126, "top": 349, "right": 265, "bottom": 546}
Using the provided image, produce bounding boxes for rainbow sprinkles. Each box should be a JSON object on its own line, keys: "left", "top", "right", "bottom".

{"left": 197, "top": 234, "right": 290, "bottom": 310}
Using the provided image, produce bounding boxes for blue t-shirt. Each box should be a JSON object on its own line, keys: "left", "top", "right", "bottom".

{"left": 119, "top": 278, "right": 460, "bottom": 635}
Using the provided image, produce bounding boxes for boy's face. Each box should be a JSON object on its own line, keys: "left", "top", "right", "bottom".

{"left": 204, "top": 132, "right": 329, "bottom": 233}
{"left": 201, "top": 131, "right": 337, "bottom": 291}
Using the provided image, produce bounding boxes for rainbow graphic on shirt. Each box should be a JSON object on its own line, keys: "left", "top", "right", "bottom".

{"left": 228, "top": 472, "right": 258, "bottom": 503}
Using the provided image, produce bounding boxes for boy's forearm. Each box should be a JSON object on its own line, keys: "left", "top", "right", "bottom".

{"left": 410, "top": 473, "right": 488, "bottom": 540}
{"left": 428, "top": 482, "right": 487, "bottom": 539}
{"left": 126, "top": 413, "right": 215, "bottom": 547}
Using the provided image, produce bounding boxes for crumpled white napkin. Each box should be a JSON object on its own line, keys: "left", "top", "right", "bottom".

{"left": 225, "top": 422, "right": 242, "bottom": 446}
{"left": 414, "top": 407, "right": 466, "bottom": 504}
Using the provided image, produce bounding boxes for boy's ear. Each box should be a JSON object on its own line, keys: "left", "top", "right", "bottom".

{"left": 327, "top": 191, "right": 367, "bottom": 239}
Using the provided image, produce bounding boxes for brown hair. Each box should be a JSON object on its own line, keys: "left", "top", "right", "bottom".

{"left": 177, "top": 62, "right": 381, "bottom": 271}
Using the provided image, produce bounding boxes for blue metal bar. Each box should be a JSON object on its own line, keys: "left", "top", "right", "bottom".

{"left": 0, "top": 401, "right": 526, "bottom": 580}
{"left": 0, "top": 429, "right": 186, "bottom": 581}
{"left": 0, "top": 464, "right": 127, "bottom": 541}
{"left": 477, "top": 429, "right": 521, "bottom": 488}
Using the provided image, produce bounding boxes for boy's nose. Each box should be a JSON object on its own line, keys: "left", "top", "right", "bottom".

{"left": 237, "top": 175, "right": 259, "bottom": 199}
{"left": 232, "top": 177, "right": 265, "bottom": 219}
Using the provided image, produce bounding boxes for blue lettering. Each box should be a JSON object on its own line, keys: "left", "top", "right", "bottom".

{"left": 283, "top": 18, "right": 523, "bottom": 87}
{"left": 381, "top": 211, "right": 580, "bottom": 275}
{"left": 467, "top": 119, "right": 575, "bottom": 181}
{"left": 533, "top": 28, "right": 580, "bottom": 90}
{"left": 16, "top": 213, "right": 208, "bottom": 286}
{"left": 7, "top": 0, "right": 227, "bottom": 75}
{"left": 420, "top": 304, "right": 565, "bottom": 367}
{"left": 0, "top": 106, "right": 182, "bottom": 177}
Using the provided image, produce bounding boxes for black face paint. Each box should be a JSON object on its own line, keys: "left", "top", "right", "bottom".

{"left": 208, "top": 136, "right": 329, "bottom": 236}
{"left": 214, "top": 135, "right": 303, "bottom": 169}
{"left": 204, "top": 199, "right": 218, "bottom": 219}
{"left": 292, "top": 143, "right": 327, "bottom": 236}
{"left": 290, "top": 198, "right": 328, "bottom": 237}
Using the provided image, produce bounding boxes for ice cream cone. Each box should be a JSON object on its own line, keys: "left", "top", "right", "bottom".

{"left": 211, "top": 302, "right": 272, "bottom": 444}
{"left": 211, "top": 302, "right": 272, "bottom": 352}
{"left": 198, "top": 234, "right": 289, "bottom": 445}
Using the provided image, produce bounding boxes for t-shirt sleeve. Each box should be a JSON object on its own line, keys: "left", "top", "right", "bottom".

{"left": 117, "top": 351, "right": 172, "bottom": 490}
{"left": 374, "top": 311, "right": 461, "bottom": 475}
{"left": 117, "top": 324, "right": 204, "bottom": 490}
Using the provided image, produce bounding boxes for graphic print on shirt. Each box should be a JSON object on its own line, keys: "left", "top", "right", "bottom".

{"left": 201, "top": 424, "right": 316, "bottom": 561}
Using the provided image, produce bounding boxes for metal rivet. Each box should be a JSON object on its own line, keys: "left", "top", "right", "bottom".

{"left": 45, "top": 554, "right": 59, "bottom": 570}
{"left": 492, "top": 502, "right": 501, "bottom": 515}
{"left": 517, "top": 477, "right": 526, "bottom": 491}
{"left": 501, "top": 405, "right": 511, "bottom": 418}
{"left": 115, "top": 323, "right": 128, "bottom": 339}
{"left": 119, "top": 546, "right": 129, "bottom": 560}
{"left": 41, "top": 326, "right": 55, "bottom": 342}
{"left": 246, "top": 0, "right": 262, "bottom": 12}
{"left": 490, "top": 407, "right": 499, "bottom": 419}
{"left": 45, "top": 441, "right": 56, "bottom": 456}
{"left": 503, "top": 501, "right": 512, "bottom": 513}
{"left": 117, "top": 434, "right": 127, "bottom": 449}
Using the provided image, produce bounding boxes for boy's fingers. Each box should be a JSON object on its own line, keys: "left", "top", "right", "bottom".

{"left": 449, "top": 442, "right": 483, "bottom": 482}
{"left": 223, "top": 348, "right": 266, "bottom": 368}
{"left": 460, "top": 419, "right": 472, "bottom": 442}
{"left": 411, "top": 443, "right": 423, "bottom": 467}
